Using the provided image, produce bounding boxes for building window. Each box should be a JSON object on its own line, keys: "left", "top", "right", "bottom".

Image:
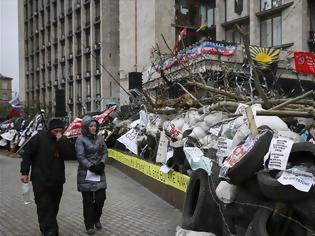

{"left": 261, "top": 14, "right": 281, "bottom": 47}
{"left": 2, "top": 82, "right": 8, "bottom": 90}
{"left": 77, "top": 57, "right": 81, "bottom": 74}
{"left": 68, "top": 0, "right": 72, "bottom": 9}
{"left": 61, "top": 0, "right": 65, "bottom": 14}
{"left": 95, "top": 25, "right": 100, "bottom": 43}
{"left": 60, "top": 44, "right": 65, "bottom": 57}
{"left": 85, "top": 31, "right": 90, "bottom": 46}
{"left": 69, "top": 38, "right": 73, "bottom": 53}
{"left": 69, "top": 83, "right": 73, "bottom": 99}
{"left": 95, "top": 0, "right": 100, "bottom": 19}
{"left": 77, "top": 81, "right": 82, "bottom": 97}
{"left": 95, "top": 52, "right": 100, "bottom": 68}
{"left": 261, "top": 0, "right": 281, "bottom": 11}
{"left": 86, "top": 56, "right": 91, "bottom": 71}
{"left": 69, "top": 63, "right": 73, "bottom": 76}
{"left": 76, "top": 11, "right": 81, "bottom": 26}
{"left": 61, "top": 22, "right": 65, "bottom": 35}
{"left": 226, "top": 28, "right": 243, "bottom": 44}
{"left": 95, "top": 78, "right": 101, "bottom": 95}
{"left": 173, "top": 0, "right": 216, "bottom": 49}
{"left": 85, "top": 5, "right": 90, "bottom": 24}
{"left": 174, "top": 0, "right": 215, "bottom": 28}
{"left": 69, "top": 17, "right": 73, "bottom": 32}
{"left": 86, "top": 79, "right": 91, "bottom": 96}
{"left": 61, "top": 65, "right": 65, "bottom": 77}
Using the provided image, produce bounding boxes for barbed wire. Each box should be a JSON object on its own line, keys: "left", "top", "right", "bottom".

{"left": 206, "top": 168, "right": 315, "bottom": 235}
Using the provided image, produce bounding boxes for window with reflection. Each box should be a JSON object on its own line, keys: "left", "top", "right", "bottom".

{"left": 175, "top": 0, "right": 215, "bottom": 28}
{"left": 261, "top": 14, "right": 281, "bottom": 47}
{"left": 261, "top": 0, "right": 281, "bottom": 11}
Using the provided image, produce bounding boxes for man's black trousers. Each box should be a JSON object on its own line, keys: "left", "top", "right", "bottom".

{"left": 81, "top": 189, "right": 106, "bottom": 230}
{"left": 33, "top": 183, "right": 63, "bottom": 236}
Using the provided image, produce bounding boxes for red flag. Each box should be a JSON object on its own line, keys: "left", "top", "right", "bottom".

{"left": 172, "top": 28, "right": 188, "bottom": 51}
{"left": 294, "top": 51, "right": 315, "bottom": 76}
{"left": 63, "top": 106, "right": 116, "bottom": 138}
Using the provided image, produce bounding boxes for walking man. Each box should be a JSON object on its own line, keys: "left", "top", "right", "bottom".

{"left": 20, "top": 118, "right": 74, "bottom": 236}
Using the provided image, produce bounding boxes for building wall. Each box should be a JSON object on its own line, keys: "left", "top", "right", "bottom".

{"left": 100, "top": 0, "right": 120, "bottom": 109}
{"left": 18, "top": 0, "right": 119, "bottom": 117}
{"left": 0, "top": 77, "right": 12, "bottom": 102}
{"left": 216, "top": 0, "right": 311, "bottom": 51}
{"left": 226, "top": 0, "right": 249, "bottom": 22}
{"left": 119, "top": 0, "right": 136, "bottom": 105}
{"left": 119, "top": 0, "right": 174, "bottom": 104}
{"left": 18, "top": 2, "right": 26, "bottom": 101}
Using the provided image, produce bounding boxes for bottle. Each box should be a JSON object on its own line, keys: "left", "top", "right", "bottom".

{"left": 21, "top": 183, "right": 31, "bottom": 205}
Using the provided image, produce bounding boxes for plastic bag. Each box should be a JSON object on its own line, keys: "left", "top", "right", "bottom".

{"left": 21, "top": 183, "right": 31, "bottom": 205}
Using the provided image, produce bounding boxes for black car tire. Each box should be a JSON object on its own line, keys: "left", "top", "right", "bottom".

{"left": 227, "top": 130, "right": 273, "bottom": 185}
{"left": 181, "top": 169, "right": 222, "bottom": 234}
{"left": 257, "top": 170, "right": 315, "bottom": 202}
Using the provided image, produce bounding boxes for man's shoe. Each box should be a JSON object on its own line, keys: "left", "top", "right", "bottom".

{"left": 95, "top": 222, "right": 102, "bottom": 230}
{"left": 86, "top": 228, "right": 95, "bottom": 235}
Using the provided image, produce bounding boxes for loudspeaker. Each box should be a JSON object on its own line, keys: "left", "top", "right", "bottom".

{"left": 55, "top": 89, "right": 67, "bottom": 117}
{"left": 128, "top": 72, "right": 143, "bottom": 90}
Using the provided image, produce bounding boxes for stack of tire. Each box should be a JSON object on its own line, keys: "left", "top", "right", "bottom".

{"left": 181, "top": 129, "right": 315, "bottom": 236}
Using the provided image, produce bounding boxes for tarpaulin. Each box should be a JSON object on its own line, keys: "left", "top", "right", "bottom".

{"left": 294, "top": 51, "right": 315, "bottom": 76}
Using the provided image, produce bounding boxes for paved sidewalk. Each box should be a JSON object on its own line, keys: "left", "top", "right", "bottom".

{"left": 0, "top": 152, "right": 181, "bottom": 236}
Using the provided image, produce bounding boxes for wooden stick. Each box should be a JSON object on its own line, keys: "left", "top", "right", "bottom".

{"left": 176, "top": 82, "right": 203, "bottom": 107}
{"left": 235, "top": 24, "right": 272, "bottom": 108}
{"left": 245, "top": 107, "right": 258, "bottom": 136}
{"left": 187, "top": 80, "right": 247, "bottom": 101}
{"left": 256, "top": 110, "right": 314, "bottom": 118}
{"left": 269, "top": 90, "right": 314, "bottom": 110}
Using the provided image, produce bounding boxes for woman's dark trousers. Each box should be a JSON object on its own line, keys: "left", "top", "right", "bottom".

{"left": 81, "top": 189, "right": 106, "bottom": 230}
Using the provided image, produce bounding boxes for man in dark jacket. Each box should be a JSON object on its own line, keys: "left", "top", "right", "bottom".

{"left": 20, "top": 118, "right": 74, "bottom": 236}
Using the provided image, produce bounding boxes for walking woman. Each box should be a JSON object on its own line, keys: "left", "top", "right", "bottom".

{"left": 75, "top": 116, "right": 107, "bottom": 235}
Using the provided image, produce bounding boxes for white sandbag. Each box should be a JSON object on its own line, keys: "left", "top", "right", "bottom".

{"left": 255, "top": 116, "right": 289, "bottom": 131}
{"left": 195, "top": 121, "right": 210, "bottom": 133}
{"left": 189, "top": 126, "right": 207, "bottom": 140}
{"left": 181, "top": 123, "right": 191, "bottom": 133}
{"left": 200, "top": 135, "right": 215, "bottom": 146}
{"left": 204, "top": 112, "right": 227, "bottom": 126}
{"left": 215, "top": 181, "right": 237, "bottom": 204}
{"left": 251, "top": 104, "right": 289, "bottom": 131}
{"left": 231, "top": 123, "right": 250, "bottom": 149}
{"left": 171, "top": 117, "right": 186, "bottom": 131}
{"left": 277, "top": 130, "right": 304, "bottom": 143}
{"left": 185, "top": 109, "right": 204, "bottom": 126}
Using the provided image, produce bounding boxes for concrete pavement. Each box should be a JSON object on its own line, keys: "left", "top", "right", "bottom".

{"left": 0, "top": 152, "right": 181, "bottom": 236}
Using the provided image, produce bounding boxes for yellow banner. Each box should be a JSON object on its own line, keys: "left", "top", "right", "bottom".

{"left": 108, "top": 149, "right": 190, "bottom": 192}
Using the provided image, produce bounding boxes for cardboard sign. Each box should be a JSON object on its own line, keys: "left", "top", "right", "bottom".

{"left": 216, "top": 137, "right": 233, "bottom": 166}
{"left": 278, "top": 168, "right": 315, "bottom": 192}
{"left": 268, "top": 138, "right": 294, "bottom": 170}
{"left": 117, "top": 129, "right": 138, "bottom": 155}
{"left": 155, "top": 131, "right": 169, "bottom": 163}
{"left": 209, "top": 125, "right": 222, "bottom": 137}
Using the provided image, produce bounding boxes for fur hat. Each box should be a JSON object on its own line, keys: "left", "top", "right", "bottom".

{"left": 48, "top": 118, "right": 65, "bottom": 131}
